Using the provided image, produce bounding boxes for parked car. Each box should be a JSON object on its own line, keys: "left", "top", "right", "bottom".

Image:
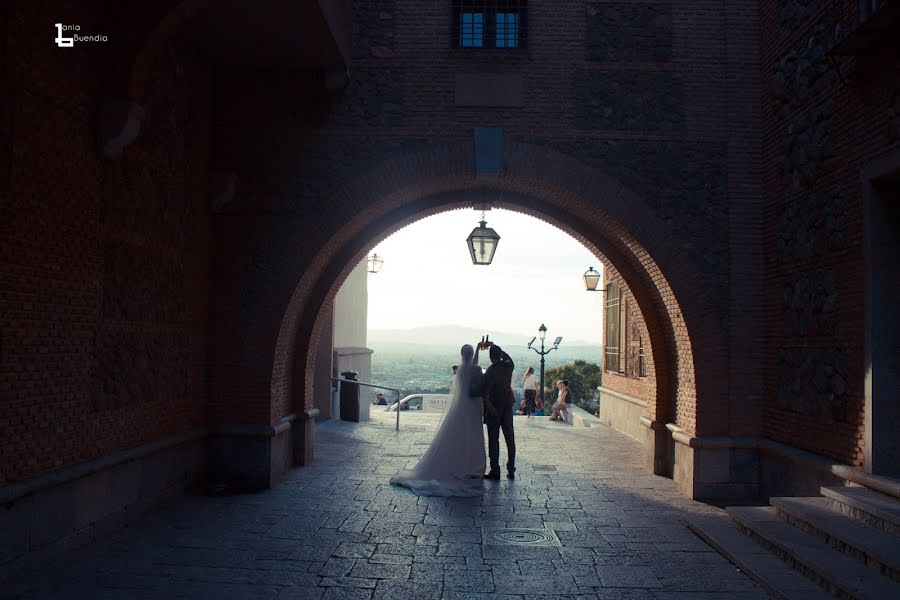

{"left": 386, "top": 394, "right": 451, "bottom": 413}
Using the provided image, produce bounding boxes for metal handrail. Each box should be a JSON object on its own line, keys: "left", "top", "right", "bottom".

{"left": 331, "top": 377, "right": 403, "bottom": 430}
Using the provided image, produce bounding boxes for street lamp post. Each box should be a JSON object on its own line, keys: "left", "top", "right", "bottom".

{"left": 528, "top": 324, "right": 562, "bottom": 407}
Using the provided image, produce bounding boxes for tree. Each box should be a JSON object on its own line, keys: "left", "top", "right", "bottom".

{"left": 543, "top": 360, "right": 602, "bottom": 412}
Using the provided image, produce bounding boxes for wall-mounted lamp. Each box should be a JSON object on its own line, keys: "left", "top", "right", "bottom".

{"left": 583, "top": 267, "right": 605, "bottom": 292}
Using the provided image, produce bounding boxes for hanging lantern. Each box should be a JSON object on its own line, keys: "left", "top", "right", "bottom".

{"left": 367, "top": 253, "right": 384, "bottom": 274}
{"left": 466, "top": 214, "right": 500, "bottom": 265}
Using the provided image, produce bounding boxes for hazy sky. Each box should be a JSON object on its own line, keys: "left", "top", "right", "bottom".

{"left": 367, "top": 209, "right": 604, "bottom": 345}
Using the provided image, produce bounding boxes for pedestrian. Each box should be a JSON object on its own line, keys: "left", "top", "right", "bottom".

{"left": 521, "top": 366, "right": 537, "bottom": 418}
{"left": 550, "top": 380, "right": 570, "bottom": 422}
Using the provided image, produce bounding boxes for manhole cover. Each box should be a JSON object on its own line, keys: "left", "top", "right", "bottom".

{"left": 484, "top": 528, "right": 561, "bottom": 547}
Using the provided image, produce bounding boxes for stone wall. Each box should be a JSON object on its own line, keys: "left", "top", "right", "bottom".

{"left": 586, "top": 2, "right": 672, "bottom": 62}
{"left": 598, "top": 387, "right": 648, "bottom": 443}
{"left": 0, "top": 434, "right": 205, "bottom": 579}
{"left": 573, "top": 71, "right": 683, "bottom": 131}
{"left": 760, "top": 0, "right": 900, "bottom": 466}
{"left": 351, "top": 0, "right": 395, "bottom": 60}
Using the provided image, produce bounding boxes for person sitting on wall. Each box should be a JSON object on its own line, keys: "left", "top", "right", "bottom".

{"left": 375, "top": 392, "right": 387, "bottom": 405}
{"left": 550, "top": 380, "right": 570, "bottom": 422}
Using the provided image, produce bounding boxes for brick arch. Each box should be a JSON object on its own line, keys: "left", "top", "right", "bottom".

{"left": 253, "top": 140, "right": 723, "bottom": 444}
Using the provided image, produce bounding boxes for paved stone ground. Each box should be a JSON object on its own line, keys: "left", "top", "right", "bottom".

{"left": 1, "top": 414, "right": 772, "bottom": 599}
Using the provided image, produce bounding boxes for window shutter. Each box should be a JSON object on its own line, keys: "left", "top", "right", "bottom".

{"left": 604, "top": 282, "right": 620, "bottom": 372}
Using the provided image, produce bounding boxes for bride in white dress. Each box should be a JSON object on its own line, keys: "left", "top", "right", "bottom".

{"left": 389, "top": 344, "right": 486, "bottom": 496}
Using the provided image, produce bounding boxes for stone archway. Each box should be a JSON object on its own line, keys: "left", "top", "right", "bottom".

{"left": 249, "top": 140, "right": 725, "bottom": 489}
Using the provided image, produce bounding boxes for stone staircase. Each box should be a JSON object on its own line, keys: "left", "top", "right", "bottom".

{"left": 688, "top": 485, "right": 900, "bottom": 599}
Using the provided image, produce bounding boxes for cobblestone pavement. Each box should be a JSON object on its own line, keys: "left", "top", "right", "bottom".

{"left": 2, "top": 414, "right": 771, "bottom": 599}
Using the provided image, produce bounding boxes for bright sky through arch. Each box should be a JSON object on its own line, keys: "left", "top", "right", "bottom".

{"left": 367, "top": 209, "right": 604, "bottom": 345}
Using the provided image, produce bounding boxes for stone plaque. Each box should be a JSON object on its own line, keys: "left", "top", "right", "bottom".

{"left": 455, "top": 73, "right": 524, "bottom": 107}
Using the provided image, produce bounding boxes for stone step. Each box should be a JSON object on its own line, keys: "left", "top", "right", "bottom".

{"left": 771, "top": 496, "right": 900, "bottom": 582}
{"left": 687, "top": 514, "right": 833, "bottom": 600}
{"left": 820, "top": 485, "right": 900, "bottom": 537}
{"left": 727, "top": 506, "right": 900, "bottom": 600}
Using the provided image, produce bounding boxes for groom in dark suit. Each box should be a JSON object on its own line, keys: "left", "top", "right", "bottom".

{"left": 481, "top": 344, "right": 516, "bottom": 480}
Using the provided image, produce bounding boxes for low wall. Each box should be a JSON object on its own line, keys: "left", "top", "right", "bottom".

{"left": 662, "top": 427, "right": 900, "bottom": 502}
{"left": 566, "top": 405, "right": 602, "bottom": 427}
{"left": 598, "top": 386, "right": 648, "bottom": 441}
{"left": 759, "top": 440, "right": 900, "bottom": 500}
{"left": 0, "top": 430, "right": 207, "bottom": 581}
{"left": 0, "top": 410, "right": 321, "bottom": 582}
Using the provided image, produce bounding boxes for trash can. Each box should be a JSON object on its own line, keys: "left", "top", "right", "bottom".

{"left": 339, "top": 371, "right": 360, "bottom": 422}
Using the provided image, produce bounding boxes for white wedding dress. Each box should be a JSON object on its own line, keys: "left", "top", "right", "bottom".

{"left": 390, "top": 351, "right": 485, "bottom": 497}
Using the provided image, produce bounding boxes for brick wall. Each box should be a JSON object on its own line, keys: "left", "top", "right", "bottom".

{"left": 759, "top": 0, "right": 900, "bottom": 465}
{"left": 0, "top": 2, "right": 212, "bottom": 484}
{"left": 9, "top": 0, "right": 888, "bottom": 491}
{"left": 599, "top": 263, "right": 657, "bottom": 408}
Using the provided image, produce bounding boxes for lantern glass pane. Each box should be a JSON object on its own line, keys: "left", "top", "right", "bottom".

{"left": 477, "top": 237, "right": 496, "bottom": 263}
{"left": 368, "top": 254, "right": 384, "bottom": 273}
{"left": 467, "top": 223, "right": 500, "bottom": 265}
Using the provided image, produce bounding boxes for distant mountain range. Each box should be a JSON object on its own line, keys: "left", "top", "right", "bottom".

{"left": 368, "top": 324, "right": 599, "bottom": 350}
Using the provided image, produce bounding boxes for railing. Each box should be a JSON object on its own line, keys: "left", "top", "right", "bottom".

{"left": 331, "top": 377, "right": 403, "bottom": 431}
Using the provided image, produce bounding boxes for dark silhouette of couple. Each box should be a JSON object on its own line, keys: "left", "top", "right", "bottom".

{"left": 389, "top": 340, "right": 516, "bottom": 496}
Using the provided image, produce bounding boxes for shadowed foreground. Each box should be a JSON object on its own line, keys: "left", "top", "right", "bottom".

{"left": 1, "top": 414, "right": 770, "bottom": 599}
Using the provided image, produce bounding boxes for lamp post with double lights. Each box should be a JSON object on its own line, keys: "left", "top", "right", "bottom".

{"left": 528, "top": 324, "right": 562, "bottom": 407}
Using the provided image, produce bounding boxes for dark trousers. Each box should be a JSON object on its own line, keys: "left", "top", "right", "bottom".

{"left": 524, "top": 389, "right": 536, "bottom": 416}
{"left": 486, "top": 404, "right": 516, "bottom": 473}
